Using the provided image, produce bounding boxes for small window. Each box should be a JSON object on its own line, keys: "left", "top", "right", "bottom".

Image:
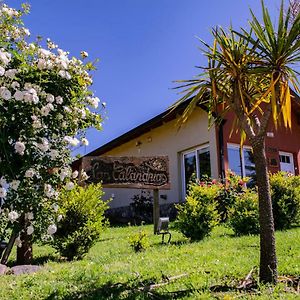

{"left": 182, "top": 145, "right": 211, "bottom": 195}
{"left": 227, "top": 144, "right": 255, "bottom": 179}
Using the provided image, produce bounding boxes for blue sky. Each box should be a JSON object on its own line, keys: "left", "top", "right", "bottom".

{"left": 6, "top": 0, "right": 283, "bottom": 155}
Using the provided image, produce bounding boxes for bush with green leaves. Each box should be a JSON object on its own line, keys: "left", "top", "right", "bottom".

{"left": 130, "top": 190, "right": 153, "bottom": 224}
{"left": 51, "top": 183, "right": 109, "bottom": 260}
{"left": 215, "top": 171, "right": 247, "bottom": 223}
{"left": 174, "top": 182, "right": 220, "bottom": 241}
{"left": 227, "top": 189, "right": 259, "bottom": 235}
{"left": 129, "top": 230, "right": 149, "bottom": 252}
{"left": 270, "top": 172, "right": 300, "bottom": 230}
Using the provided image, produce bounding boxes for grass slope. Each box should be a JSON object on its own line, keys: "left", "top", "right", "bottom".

{"left": 0, "top": 225, "right": 299, "bottom": 299}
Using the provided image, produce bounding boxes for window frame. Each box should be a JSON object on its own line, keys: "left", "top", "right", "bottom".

{"left": 227, "top": 143, "right": 254, "bottom": 177}
{"left": 181, "top": 144, "right": 210, "bottom": 197}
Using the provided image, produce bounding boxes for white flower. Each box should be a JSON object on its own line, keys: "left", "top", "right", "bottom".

{"left": 40, "top": 106, "right": 50, "bottom": 116}
{"left": 40, "top": 103, "right": 55, "bottom": 116}
{"left": 55, "top": 96, "right": 63, "bottom": 104}
{"left": 32, "top": 118, "right": 42, "bottom": 129}
{"left": 72, "top": 170, "right": 79, "bottom": 178}
{"left": 46, "top": 94, "right": 54, "bottom": 103}
{"left": 77, "top": 108, "right": 86, "bottom": 119}
{"left": 0, "top": 66, "right": 5, "bottom": 76}
{"left": 60, "top": 167, "right": 71, "bottom": 181}
{"left": 63, "top": 136, "right": 80, "bottom": 147}
{"left": 0, "top": 176, "right": 7, "bottom": 187}
{"left": 0, "top": 50, "right": 11, "bottom": 65}
{"left": 28, "top": 43, "right": 36, "bottom": 50}
{"left": 8, "top": 211, "right": 19, "bottom": 222}
{"left": 25, "top": 168, "right": 35, "bottom": 178}
{"left": 38, "top": 48, "right": 52, "bottom": 57}
{"left": 70, "top": 138, "right": 79, "bottom": 147}
{"left": 0, "top": 87, "right": 11, "bottom": 100}
{"left": 47, "top": 224, "right": 57, "bottom": 235}
{"left": 11, "top": 81, "right": 20, "bottom": 89}
{"left": 49, "top": 149, "right": 59, "bottom": 160}
{"left": 37, "top": 138, "right": 50, "bottom": 152}
{"left": 27, "top": 225, "right": 34, "bottom": 235}
{"left": 65, "top": 181, "right": 75, "bottom": 190}
{"left": 57, "top": 215, "right": 63, "bottom": 222}
{"left": 24, "top": 83, "right": 32, "bottom": 90}
{"left": 88, "top": 96, "right": 100, "bottom": 109}
{"left": 22, "top": 28, "right": 30, "bottom": 36}
{"left": 24, "top": 88, "right": 39, "bottom": 104}
{"left": 81, "top": 171, "right": 89, "bottom": 181}
{"left": 80, "top": 51, "right": 88, "bottom": 58}
{"left": 13, "top": 90, "right": 24, "bottom": 101}
{"left": 5, "top": 69, "right": 18, "bottom": 79}
{"left": 51, "top": 203, "right": 59, "bottom": 213}
{"left": 63, "top": 106, "right": 71, "bottom": 113}
{"left": 15, "top": 236, "right": 22, "bottom": 248}
{"left": 0, "top": 187, "right": 7, "bottom": 198}
{"left": 44, "top": 184, "right": 55, "bottom": 198}
{"left": 14, "top": 141, "right": 26, "bottom": 155}
{"left": 58, "top": 70, "right": 71, "bottom": 80}
{"left": 25, "top": 212, "right": 34, "bottom": 220}
{"left": 81, "top": 138, "right": 89, "bottom": 146}
{"left": 10, "top": 180, "right": 20, "bottom": 191}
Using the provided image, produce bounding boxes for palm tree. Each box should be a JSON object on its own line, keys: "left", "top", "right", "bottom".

{"left": 174, "top": 1, "right": 300, "bottom": 284}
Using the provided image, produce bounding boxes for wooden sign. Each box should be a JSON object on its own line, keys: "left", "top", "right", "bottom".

{"left": 81, "top": 156, "right": 170, "bottom": 190}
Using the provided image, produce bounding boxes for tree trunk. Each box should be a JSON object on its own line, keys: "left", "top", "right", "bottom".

{"left": 16, "top": 215, "right": 33, "bottom": 265}
{"left": 251, "top": 138, "right": 277, "bottom": 284}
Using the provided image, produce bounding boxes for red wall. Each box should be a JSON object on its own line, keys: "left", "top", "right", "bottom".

{"left": 222, "top": 108, "right": 300, "bottom": 175}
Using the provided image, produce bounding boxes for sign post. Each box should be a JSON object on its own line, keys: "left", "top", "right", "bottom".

{"left": 81, "top": 156, "right": 170, "bottom": 233}
{"left": 153, "top": 189, "right": 160, "bottom": 234}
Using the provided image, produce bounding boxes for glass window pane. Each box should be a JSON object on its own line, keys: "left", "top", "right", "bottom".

{"left": 198, "top": 148, "right": 211, "bottom": 179}
{"left": 184, "top": 152, "right": 196, "bottom": 190}
{"left": 243, "top": 149, "right": 255, "bottom": 177}
{"left": 228, "top": 147, "right": 242, "bottom": 176}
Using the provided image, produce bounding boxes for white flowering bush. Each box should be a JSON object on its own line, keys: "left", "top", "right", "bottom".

{"left": 0, "top": 4, "right": 104, "bottom": 262}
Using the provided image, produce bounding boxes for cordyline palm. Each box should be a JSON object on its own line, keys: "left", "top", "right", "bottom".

{"left": 174, "top": 1, "right": 300, "bottom": 284}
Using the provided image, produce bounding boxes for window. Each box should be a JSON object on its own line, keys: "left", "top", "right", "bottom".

{"left": 182, "top": 145, "right": 211, "bottom": 194}
{"left": 227, "top": 144, "right": 255, "bottom": 178}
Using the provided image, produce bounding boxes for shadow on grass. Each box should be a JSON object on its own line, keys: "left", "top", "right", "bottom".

{"left": 7, "top": 254, "right": 60, "bottom": 267}
{"left": 45, "top": 280, "right": 197, "bottom": 300}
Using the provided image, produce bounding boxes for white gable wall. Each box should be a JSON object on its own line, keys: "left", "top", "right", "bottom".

{"left": 101, "top": 108, "right": 218, "bottom": 208}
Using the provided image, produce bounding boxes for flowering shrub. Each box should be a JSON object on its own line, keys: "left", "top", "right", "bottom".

{"left": 0, "top": 3, "right": 104, "bottom": 259}
{"left": 51, "top": 183, "right": 109, "bottom": 261}
{"left": 215, "top": 171, "right": 248, "bottom": 223}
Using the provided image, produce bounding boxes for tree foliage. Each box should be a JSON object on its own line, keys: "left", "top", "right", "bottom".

{"left": 174, "top": 0, "right": 300, "bottom": 284}
{"left": 0, "top": 3, "right": 104, "bottom": 253}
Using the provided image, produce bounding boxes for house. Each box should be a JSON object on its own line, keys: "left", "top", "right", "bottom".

{"left": 73, "top": 96, "right": 300, "bottom": 218}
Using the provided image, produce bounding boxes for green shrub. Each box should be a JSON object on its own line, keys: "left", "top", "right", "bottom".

{"left": 215, "top": 171, "right": 247, "bottom": 223}
{"left": 174, "top": 182, "right": 220, "bottom": 241}
{"left": 227, "top": 189, "right": 259, "bottom": 235}
{"left": 129, "top": 230, "right": 149, "bottom": 252}
{"left": 130, "top": 190, "right": 153, "bottom": 224}
{"left": 270, "top": 172, "right": 300, "bottom": 230}
{"left": 52, "top": 183, "right": 109, "bottom": 260}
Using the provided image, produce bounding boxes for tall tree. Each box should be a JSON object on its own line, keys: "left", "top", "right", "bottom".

{"left": 174, "top": 1, "right": 300, "bottom": 284}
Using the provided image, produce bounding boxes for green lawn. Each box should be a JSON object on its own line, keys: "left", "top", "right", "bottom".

{"left": 0, "top": 224, "right": 299, "bottom": 299}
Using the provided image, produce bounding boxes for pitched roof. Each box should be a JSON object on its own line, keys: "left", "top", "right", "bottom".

{"left": 85, "top": 98, "right": 208, "bottom": 157}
